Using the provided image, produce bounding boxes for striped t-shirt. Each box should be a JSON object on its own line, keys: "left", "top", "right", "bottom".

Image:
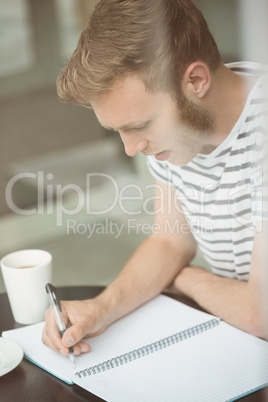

{"left": 147, "top": 62, "right": 268, "bottom": 280}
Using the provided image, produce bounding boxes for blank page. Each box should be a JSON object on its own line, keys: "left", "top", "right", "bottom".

{"left": 73, "top": 294, "right": 217, "bottom": 371}
{"left": 75, "top": 322, "right": 268, "bottom": 402}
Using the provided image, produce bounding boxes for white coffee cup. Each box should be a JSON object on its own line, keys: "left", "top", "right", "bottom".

{"left": 1, "top": 249, "right": 52, "bottom": 324}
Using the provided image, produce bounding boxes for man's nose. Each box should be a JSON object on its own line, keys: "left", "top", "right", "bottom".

{"left": 119, "top": 131, "right": 148, "bottom": 157}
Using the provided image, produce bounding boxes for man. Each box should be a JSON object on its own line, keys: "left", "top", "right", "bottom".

{"left": 43, "top": 0, "right": 268, "bottom": 358}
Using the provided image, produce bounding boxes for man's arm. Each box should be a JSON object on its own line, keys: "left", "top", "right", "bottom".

{"left": 42, "top": 180, "right": 197, "bottom": 355}
{"left": 174, "top": 223, "right": 268, "bottom": 338}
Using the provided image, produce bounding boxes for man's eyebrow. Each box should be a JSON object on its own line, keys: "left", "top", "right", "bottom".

{"left": 100, "top": 119, "right": 153, "bottom": 132}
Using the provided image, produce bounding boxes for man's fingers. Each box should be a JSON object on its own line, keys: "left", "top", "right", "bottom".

{"left": 62, "top": 324, "right": 91, "bottom": 355}
{"left": 42, "top": 308, "right": 68, "bottom": 355}
{"left": 42, "top": 308, "right": 91, "bottom": 356}
{"left": 72, "top": 341, "right": 91, "bottom": 356}
{"left": 62, "top": 323, "right": 85, "bottom": 347}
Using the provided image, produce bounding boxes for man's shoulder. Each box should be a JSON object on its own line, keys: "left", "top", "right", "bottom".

{"left": 225, "top": 61, "right": 268, "bottom": 77}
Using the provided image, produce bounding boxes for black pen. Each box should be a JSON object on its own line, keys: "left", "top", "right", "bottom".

{"left": 45, "top": 283, "right": 75, "bottom": 365}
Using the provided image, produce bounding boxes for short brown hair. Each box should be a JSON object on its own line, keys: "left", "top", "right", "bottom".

{"left": 57, "top": 0, "right": 221, "bottom": 107}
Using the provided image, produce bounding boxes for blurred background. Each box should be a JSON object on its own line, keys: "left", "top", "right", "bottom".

{"left": 0, "top": 0, "right": 267, "bottom": 292}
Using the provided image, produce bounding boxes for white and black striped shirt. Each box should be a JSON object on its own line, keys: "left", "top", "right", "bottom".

{"left": 147, "top": 62, "right": 268, "bottom": 280}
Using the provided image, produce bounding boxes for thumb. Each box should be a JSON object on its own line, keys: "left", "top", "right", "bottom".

{"left": 62, "top": 324, "right": 86, "bottom": 348}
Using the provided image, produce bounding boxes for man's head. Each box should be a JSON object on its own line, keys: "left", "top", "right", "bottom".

{"left": 57, "top": 0, "right": 221, "bottom": 107}
{"left": 90, "top": 73, "right": 216, "bottom": 166}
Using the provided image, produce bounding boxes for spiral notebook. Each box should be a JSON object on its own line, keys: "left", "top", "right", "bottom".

{"left": 2, "top": 295, "right": 268, "bottom": 401}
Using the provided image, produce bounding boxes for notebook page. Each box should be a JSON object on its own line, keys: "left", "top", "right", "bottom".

{"left": 75, "top": 322, "right": 268, "bottom": 402}
{"left": 2, "top": 295, "right": 216, "bottom": 383}
{"left": 74, "top": 294, "right": 217, "bottom": 371}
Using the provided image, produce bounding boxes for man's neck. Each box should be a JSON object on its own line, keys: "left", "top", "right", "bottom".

{"left": 207, "top": 65, "right": 258, "bottom": 148}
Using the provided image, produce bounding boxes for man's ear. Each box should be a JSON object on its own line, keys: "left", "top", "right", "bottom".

{"left": 182, "top": 62, "right": 211, "bottom": 99}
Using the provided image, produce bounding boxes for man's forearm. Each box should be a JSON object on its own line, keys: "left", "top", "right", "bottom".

{"left": 174, "top": 266, "right": 266, "bottom": 338}
{"left": 94, "top": 235, "right": 195, "bottom": 328}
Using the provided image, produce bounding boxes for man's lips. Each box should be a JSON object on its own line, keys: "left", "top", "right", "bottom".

{"left": 153, "top": 150, "right": 170, "bottom": 161}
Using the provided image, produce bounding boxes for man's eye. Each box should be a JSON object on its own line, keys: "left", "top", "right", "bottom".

{"left": 135, "top": 123, "right": 150, "bottom": 131}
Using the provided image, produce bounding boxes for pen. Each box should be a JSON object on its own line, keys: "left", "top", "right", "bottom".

{"left": 45, "top": 283, "right": 75, "bottom": 365}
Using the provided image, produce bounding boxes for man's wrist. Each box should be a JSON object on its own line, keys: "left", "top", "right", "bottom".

{"left": 92, "top": 283, "right": 123, "bottom": 327}
{"left": 174, "top": 265, "right": 207, "bottom": 299}
{"left": 173, "top": 266, "right": 191, "bottom": 295}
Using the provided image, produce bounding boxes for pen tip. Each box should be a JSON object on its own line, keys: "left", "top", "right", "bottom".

{"left": 69, "top": 352, "right": 76, "bottom": 366}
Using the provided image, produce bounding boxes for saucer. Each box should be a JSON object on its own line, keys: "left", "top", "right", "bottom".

{"left": 0, "top": 337, "right": 24, "bottom": 376}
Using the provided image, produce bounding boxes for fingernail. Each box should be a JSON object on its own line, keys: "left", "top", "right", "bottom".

{"left": 60, "top": 349, "right": 66, "bottom": 356}
{"left": 65, "top": 336, "right": 75, "bottom": 347}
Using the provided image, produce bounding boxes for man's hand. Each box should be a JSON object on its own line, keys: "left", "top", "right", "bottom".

{"left": 42, "top": 298, "right": 109, "bottom": 357}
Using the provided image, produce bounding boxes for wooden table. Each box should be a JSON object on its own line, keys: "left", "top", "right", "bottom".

{"left": 0, "top": 286, "right": 267, "bottom": 401}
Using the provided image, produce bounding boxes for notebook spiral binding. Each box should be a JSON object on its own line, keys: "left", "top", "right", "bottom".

{"left": 75, "top": 318, "right": 219, "bottom": 378}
